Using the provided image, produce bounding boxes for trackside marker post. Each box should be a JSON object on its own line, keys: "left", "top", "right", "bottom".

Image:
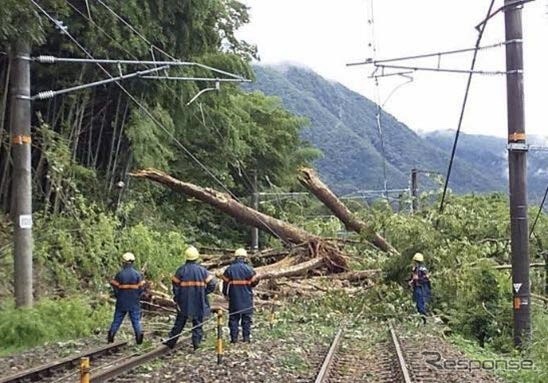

{"left": 216, "top": 310, "right": 223, "bottom": 365}
{"left": 80, "top": 357, "right": 90, "bottom": 383}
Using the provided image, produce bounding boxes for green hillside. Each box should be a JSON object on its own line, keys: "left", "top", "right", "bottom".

{"left": 426, "top": 130, "right": 548, "bottom": 201}
{"left": 247, "top": 65, "right": 547, "bottom": 198}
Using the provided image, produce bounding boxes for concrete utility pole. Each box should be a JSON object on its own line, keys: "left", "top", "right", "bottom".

{"left": 504, "top": 0, "right": 530, "bottom": 347}
{"left": 410, "top": 168, "right": 418, "bottom": 213}
{"left": 251, "top": 170, "right": 259, "bottom": 250}
{"left": 10, "top": 41, "right": 33, "bottom": 308}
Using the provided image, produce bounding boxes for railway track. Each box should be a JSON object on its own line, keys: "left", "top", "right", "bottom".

{"left": 0, "top": 341, "right": 182, "bottom": 383}
{"left": 313, "top": 324, "right": 412, "bottom": 383}
{"left": 0, "top": 341, "right": 127, "bottom": 383}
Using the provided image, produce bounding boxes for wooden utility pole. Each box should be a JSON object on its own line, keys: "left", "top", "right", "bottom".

{"left": 504, "top": 0, "right": 530, "bottom": 347}
{"left": 410, "top": 168, "right": 418, "bottom": 213}
{"left": 10, "top": 41, "right": 33, "bottom": 308}
{"left": 251, "top": 170, "right": 259, "bottom": 250}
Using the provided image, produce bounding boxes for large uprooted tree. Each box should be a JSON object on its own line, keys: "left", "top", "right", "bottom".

{"left": 132, "top": 168, "right": 397, "bottom": 283}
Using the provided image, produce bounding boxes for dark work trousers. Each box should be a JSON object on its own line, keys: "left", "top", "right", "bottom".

{"left": 413, "top": 286, "right": 429, "bottom": 315}
{"left": 229, "top": 312, "right": 252, "bottom": 341}
{"left": 168, "top": 312, "right": 203, "bottom": 347}
{"left": 109, "top": 307, "right": 142, "bottom": 335}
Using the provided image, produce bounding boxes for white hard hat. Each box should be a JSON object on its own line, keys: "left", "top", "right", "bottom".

{"left": 122, "top": 252, "right": 135, "bottom": 262}
{"left": 413, "top": 253, "right": 424, "bottom": 262}
{"left": 184, "top": 246, "right": 200, "bottom": 261}
{"left": 234, "top": 248, "right": 248, "bottom": 257}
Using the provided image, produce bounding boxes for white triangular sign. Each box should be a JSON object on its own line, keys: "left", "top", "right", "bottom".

{"left": 513, "top": 283, "right": 522, "bottom": 293}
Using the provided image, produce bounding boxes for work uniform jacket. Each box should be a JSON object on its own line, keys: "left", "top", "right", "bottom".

{"left": 172, "top": 261, "right": 216, "bottom": 318}
{"left": 222, "top": 258, "right": 257, "bottom": 314}
{"left": 410, "top": 263, "right": 431, "bottom": 298}
{"left": 110, "top": 264, "right": 145, "bottom": 311}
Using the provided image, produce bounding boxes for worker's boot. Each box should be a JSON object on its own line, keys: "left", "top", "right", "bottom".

{"left": 136, "top": 332, "right": 144, "bottom": 345}
{"left": 163, "top": 338, "right": 176, "bottom": 349}
{"left": 107, "top": 331, "right": 115, "bottom": 343}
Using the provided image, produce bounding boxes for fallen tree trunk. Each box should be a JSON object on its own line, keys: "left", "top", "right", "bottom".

{"left": 254, "top": 257, "right": 326, "bottom": 281}
{"left": 132, "top": 169, "right": 349, "bottom": 274}
{"left": 132, "top": 168, "right": 313, "bottom": 244}
{"left": 202, "top": 248, "right": 290, "bottom": 269}
{"left": 298, "top": 167, "right": 399, "bottom": 254}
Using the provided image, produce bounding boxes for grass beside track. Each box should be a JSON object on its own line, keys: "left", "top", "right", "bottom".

{"left": 0, "top": 296, "right": 111, "bottom": 355}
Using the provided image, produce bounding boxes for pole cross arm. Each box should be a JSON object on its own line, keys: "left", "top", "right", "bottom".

{"left": 33, "top": 56, "right": 249, "bottom": 81}
{"left": 141, "top": 75, "right": 252, "bottom": 83}
{"left": 31, "top": 65, "right": 170, "bottom": 100}
{"left": 373, "top": 63, "right": 520, "bottom": 76}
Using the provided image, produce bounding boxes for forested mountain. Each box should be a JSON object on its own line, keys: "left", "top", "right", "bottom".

{"left": 425, "top": 130, "right": 548, "bottom": 201}
{"left": 247, "top": 65, "right": 548, "bottom": 199}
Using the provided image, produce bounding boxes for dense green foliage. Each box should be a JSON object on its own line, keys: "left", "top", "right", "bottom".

{"left": 0, "top": 1, "right": 318, "bottom": 235}
{"left": 0, "top": 202, "right": 188, "bottom": 300}
{"left": 248, "top": 65, "right": 548, "bottom": 199}
{"left": 0, "top": 296, "right": 111, "bottom": 354}
{"left": 350, "top": 193, "right": 546, "bottom": 350}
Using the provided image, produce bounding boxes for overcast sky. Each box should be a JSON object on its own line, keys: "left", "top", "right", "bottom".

{"left": 238, "top": 0, "right": 547, "bottom": 139}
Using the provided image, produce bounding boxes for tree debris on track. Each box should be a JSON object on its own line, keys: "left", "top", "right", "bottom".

{"left": 131, "top": 168, "right": 381, "bottom": 306}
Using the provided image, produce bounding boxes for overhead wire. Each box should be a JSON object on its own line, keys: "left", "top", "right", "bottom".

{"left": 95, "top": 0, "right": 178, "bottom": 62}
{"left": 71, "top": 0, "right": 256, "bottom": 198}
{"left": 367, "top": 0, "right": 390, "bottom": 204}
{"left": 96, "top": 0, "right": 242, "bottom": 81}
{"left": 29, "top": 0, "right": 291, "bottom": 246}
{"left": 529, "top": 184, "right": 548, "bottom": 238}
{"left": 438, "top": 0, "right": 497, "bottom": 214}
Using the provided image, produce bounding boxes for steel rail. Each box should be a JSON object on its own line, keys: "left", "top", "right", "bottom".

{"left": 90, "top": 307, "right": 246, "bottom": 381}
{"left": 314, "top": 328, "right": 343, "bottom": 383}
{"left": 388, "top": 323, "right": 412, "bottom": 383}
{"left": 0, "top": 341, "right": 127, "bottom": 383}
{"left": 89, "top": 345, "right": 172, "bottom": 382}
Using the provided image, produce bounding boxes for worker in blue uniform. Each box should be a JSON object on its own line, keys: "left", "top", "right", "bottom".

{"left": 108, "top": 252, "right": 145, "bottom": 344}
{"left": 164, "top": 246, "right": 217, "bottom": 350}
{"left": 409, "top": 252, "right": 431, "bottom": 324}
{"left": 222, "top": 248, "right": 258, "bottom": 343}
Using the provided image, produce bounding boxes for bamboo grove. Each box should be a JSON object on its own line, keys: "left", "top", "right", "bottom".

{"left": 0, "top": 0, "right": 320, "bottom": 227}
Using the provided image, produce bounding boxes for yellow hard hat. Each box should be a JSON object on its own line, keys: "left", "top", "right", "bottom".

{"left": 234, "top": 248, "right": 248, "bottom": 257}
{"left": 122, "top": 252, "right": 135, "bottom": 262}
{"left": 413, "top": 253, "right": 424, "bottom": 262}
{"left": 184, "top": 246, "right": 200, "bottom": 261}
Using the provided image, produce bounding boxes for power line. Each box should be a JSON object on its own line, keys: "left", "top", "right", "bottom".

{"left": 475, "top": 0, "right": 536, "bottom": 30}
{"left": 530, "top": 185, "right": 548, "bottom": 238}
{"left": 71, "top": 0, "right": 251, "bottom": 194}
{"left": 438, "top": 0, "right": 497, "bottom": 214}
{"left": 95, "top": 0, "right": 177, "bottom": 61}
{"left": 367, "top": 0, "right": 390, "bottom": 203}
{"left": 29, "top": 0, "right": 291, "bottom": 246}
